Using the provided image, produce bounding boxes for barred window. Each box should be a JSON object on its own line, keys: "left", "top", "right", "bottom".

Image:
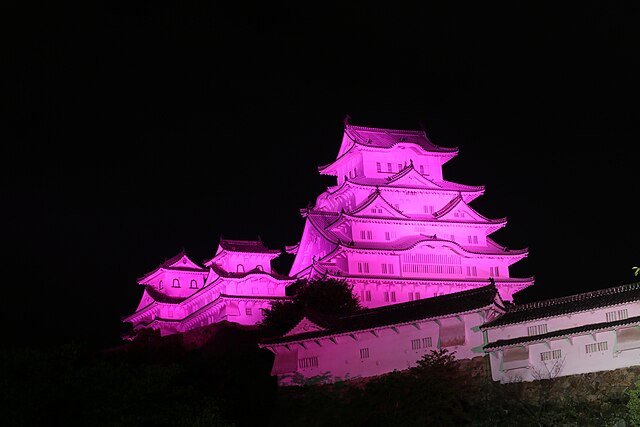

{"left": 585, "top": 341, "right": 608, "bottom": 353}
{"left": 298, "top": 356, "right": 318, "bottom": 368}
{"left": 411, "top": 337, "right": 433, "bottom": 350}
{"left": 381, "top": 263, "right": 394, "bottom": 274}
{"left": 527, "top": 324, "right": 548, "bottom": 336}
{"left": 540, "top": 349, "right": 561, "bottom": 361}
{"left": 606, "top": 309, "right": 629, "bottom": 322}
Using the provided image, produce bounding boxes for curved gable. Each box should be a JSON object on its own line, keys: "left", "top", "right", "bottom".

{"left": 284, "top": 317, "right": 329, "bottom": 337}
{"left": 166, "top": 253, "right": 203, "bottom": 270}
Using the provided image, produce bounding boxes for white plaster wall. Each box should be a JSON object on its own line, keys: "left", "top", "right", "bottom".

{"left": 276, "top": 311, "right": 486, "bottom": 385}
{"left": 489, "top": 328, "right": 640, "bottom": 383}
{"left": 485, "top": 301, "right": 640, "bottom": 343}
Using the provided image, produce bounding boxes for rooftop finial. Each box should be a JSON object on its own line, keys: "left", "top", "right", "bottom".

{"left": 343, "top": 114, "right": 351, "bottom": 126}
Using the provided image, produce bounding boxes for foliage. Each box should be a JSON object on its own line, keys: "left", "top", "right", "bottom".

{"left": 628, "top": 378, "right": 640, "bottom": 426}
{"left": 259, "top": 278, "right": 363, "bottom": 335}
{"left": 411, "top": 347, "right": 457, "bottom": 373}
{"left": 0, "top": 342, "right": 235, "bottom": 427}
{"left": 4, "top": 336, "right": 637, "bottom": 427}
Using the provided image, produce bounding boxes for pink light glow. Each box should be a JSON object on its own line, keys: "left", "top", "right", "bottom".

{"left": 124, "top": 120, "right": 536, "bottom": 385}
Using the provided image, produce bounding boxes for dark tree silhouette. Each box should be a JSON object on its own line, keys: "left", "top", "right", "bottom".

{"left": 259, "top": 278, "right": 363, "bottom": 335}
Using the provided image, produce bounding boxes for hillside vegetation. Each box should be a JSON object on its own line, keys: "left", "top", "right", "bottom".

{"left": 3, "top": 322, "right": 639, "bottom": 427}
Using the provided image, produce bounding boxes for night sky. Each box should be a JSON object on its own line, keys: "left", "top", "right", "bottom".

{"left": 4, "top": 2, "right": 639, "bottom": 349}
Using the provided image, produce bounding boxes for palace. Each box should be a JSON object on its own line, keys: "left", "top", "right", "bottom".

{"left": 123, "top": 119, "right": 640, "bottom": 386}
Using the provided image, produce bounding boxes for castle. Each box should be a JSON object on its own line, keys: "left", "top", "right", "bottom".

{"left": 123, "top": 120, "right": 640, "bottom": 385}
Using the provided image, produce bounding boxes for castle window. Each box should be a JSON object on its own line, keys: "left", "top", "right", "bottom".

{"left": 527, "top": 324, "right": 548, "bottom": 336}
{"left": 411, "top": 337, "right": 433, "bottom": 350}
{"left": 245, "top": 307, "right": 252, "bottom": 316}
{"left": 376, "top": 162, "right": 382, "bottom": 172}
{"left": 357, "top": 262, "right": 369, "bottom": 273}
{"left": 172, "top": 279, "right": 180, "bottom": 288}
{"left": 381, "top": 263, "right": 394, "bottom": 275}
{"left": 540, "top": 349, "right": 562, "bottom": 361}
{"left": 360, "top": 230, "right": 373, "bottom": 240}
{"left": 190, "top": 280, "right": 198, "bottom": 289}
{"left": 585, "top": 341, "right": 608, "bottom": 354}
{"left": 360, "top": 348, "right": 370, "bottom": 359}
{"left": 298, "top": 356, "right": 318, "bottom": 369}
{"left": 606, "top": 308, "right": 628, "bottom": 322}
{"left": 401, "top": 254, "right": 463, "bottom": 275}
{"left": 158, "top": 280, "right": 163, "bottom": 290}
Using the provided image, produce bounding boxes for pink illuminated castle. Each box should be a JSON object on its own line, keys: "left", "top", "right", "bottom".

{"left": 287, "top": 120, "right": 534, "bottom": 305}
{"left": 123, "top": 119, "right": 534, "bottom": 340}
{"left": 122, "top": 238, "right": 295, "bottom": 339}
{"left": 124, "top": 120, "right": 640, "bottom": 387}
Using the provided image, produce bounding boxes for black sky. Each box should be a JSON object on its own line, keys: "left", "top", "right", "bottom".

{"left": 3, "top": 2, "right": 639, "bottom": 349}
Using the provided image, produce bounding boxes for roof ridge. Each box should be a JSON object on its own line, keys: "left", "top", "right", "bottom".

{"left": 510, "top": 281, "right": 640, "bottom": 312}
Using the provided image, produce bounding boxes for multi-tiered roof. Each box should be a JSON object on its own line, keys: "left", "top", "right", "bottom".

{"left": 122, "top": 237, "right": 295, "bottom": 338}
{"left": 288, "top": 121, "right": 534, "bottom": 305}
